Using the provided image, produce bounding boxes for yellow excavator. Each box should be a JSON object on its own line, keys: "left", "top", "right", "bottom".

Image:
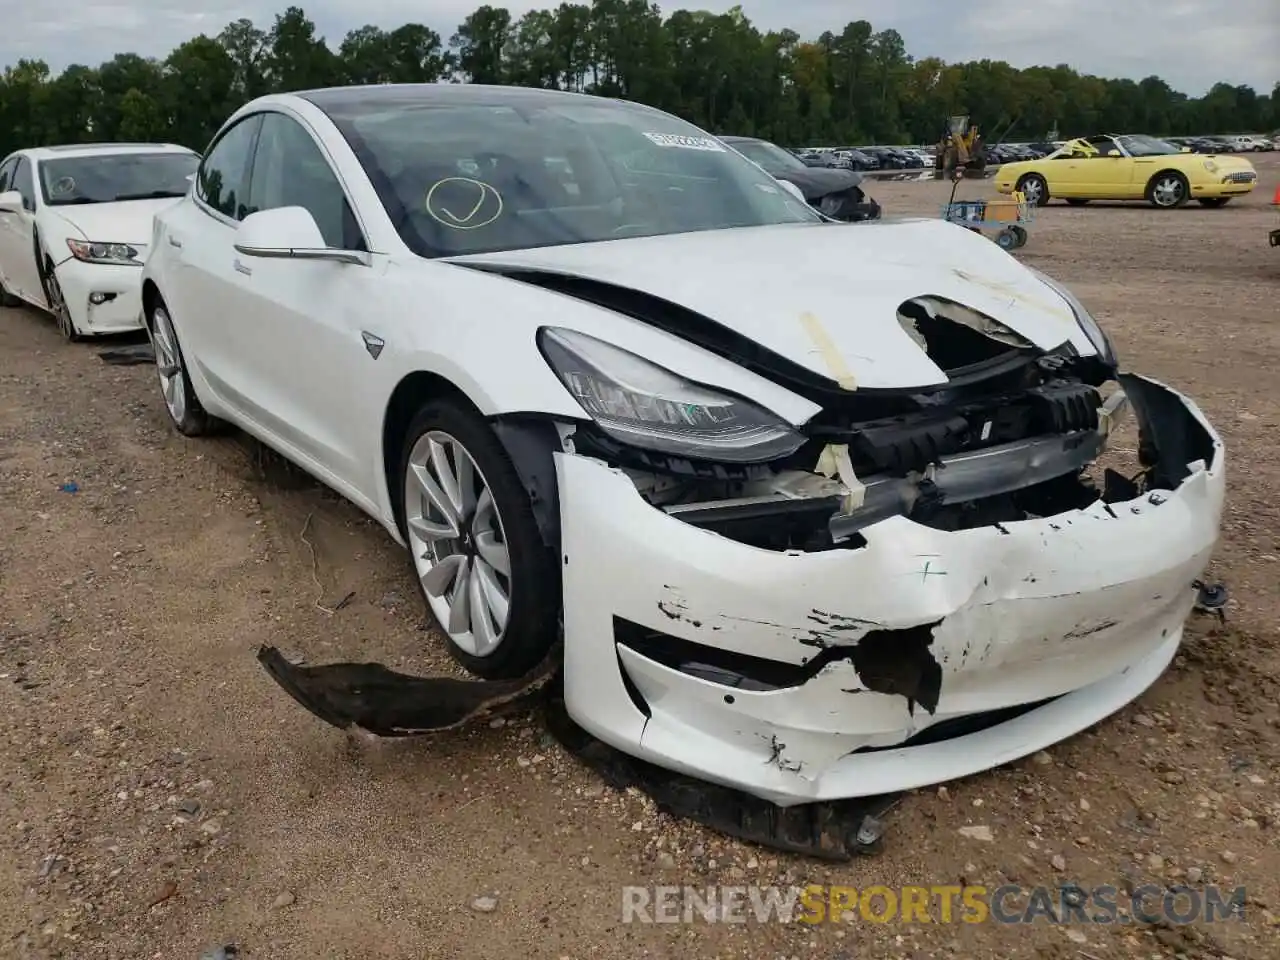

{"left": 934, "top": 115, "right": 986, "bottom": 180}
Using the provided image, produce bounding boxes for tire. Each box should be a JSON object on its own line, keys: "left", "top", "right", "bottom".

{"left": 42, "top": 264, "right": 81, "bottom": 341}
{"left": 398, "top": 399, "right": 559, "bottom": 680}
{"left": 1147, "top": 171, "right": 1190, "bottom": 208}
{"left": 1010, "top": 225, "right": 1028, "bottom": 248}
{"left": 1016, "top": 173, "right": 1049, "bottom": 207}
{"left": 1064, "top": 198, "right": 1090, "bottom": 206}
{"left": 996, "top": 228, "right": 1018, "bottom": 250}
{"left": 1197, "top": 197, "right": 1230, "bottom": 208}
{"left": 148, "top": 297, "right": 217, "bottom": 436}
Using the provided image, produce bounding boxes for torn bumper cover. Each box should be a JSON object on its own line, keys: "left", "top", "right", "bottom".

{"left": 558, "top": 373, "right": 1224, "bottom": 807}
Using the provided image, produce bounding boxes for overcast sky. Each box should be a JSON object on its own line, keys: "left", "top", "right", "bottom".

{"left": 4, "top": 0, "right": 1277, "bottom": 96}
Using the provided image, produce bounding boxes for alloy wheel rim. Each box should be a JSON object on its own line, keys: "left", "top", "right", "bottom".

{"left": 1153, "top": 176, "right": 1184, "bottom": 207}
{"left": 404, "top": 430, "right": 512, "bottom": 657}
{"left": 1022, "top": 178, "right": 1043, "bottom": 204}
{"left": 49, "top": 276, "right": 73, "bottom": 338}
{"left": 151, "top": 307, "right": 188, "bottom": 424}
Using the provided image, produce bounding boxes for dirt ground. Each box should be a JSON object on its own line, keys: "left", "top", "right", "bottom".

{"left": 2, "top": 159, "right": 1279, "bottom": 960}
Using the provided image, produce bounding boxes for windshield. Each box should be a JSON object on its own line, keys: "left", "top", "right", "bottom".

{"left": 730, "top": 139, "right": 807, "bottom": 174}
{"left": 39, "top": 152, "right": 198, "bottom": 206}
{"left": 326, "top": 96, "right": 819, "bottom": 258}
{"left": 1116, "top": 135, "right": 1181, "bottom": 157}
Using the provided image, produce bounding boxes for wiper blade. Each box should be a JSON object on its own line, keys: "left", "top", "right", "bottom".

{"left": 50, "top": 197, "right": 98, "bottom": 205}
{"left": 113, "top": 190, "right": 185, "bottom": 201}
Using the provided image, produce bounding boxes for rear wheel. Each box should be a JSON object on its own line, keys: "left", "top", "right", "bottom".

{"left": 1147, "top": 171, "right": 1190, "bottom": 208}
{"left": 1197, "top": 197, "right": 1230, "bottom": 208}
{"left": 399, "top": 399, "right": 559, "bottom": 679}
{"left": 150, "top": 299, "right": 217, "bottom": 436}
{"left": 1016, "top": 173, "right": 1049, "bottom": 207}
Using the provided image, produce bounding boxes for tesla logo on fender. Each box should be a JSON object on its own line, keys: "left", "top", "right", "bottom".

{"left": 361, "top": 331, "right": 385, "bottom": 359}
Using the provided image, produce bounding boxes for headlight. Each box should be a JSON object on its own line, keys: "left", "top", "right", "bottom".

{"left": 65, "top": 239, "right": 141, "bottom": 266}
{"left": 1027, "top": 267, "right": 1116, "bottom": 366}
{"left": 818, "top": 194, "right": 843, "bottom": 215}
{"left": 538, "top": 327, "right": 805, "bottom": 463}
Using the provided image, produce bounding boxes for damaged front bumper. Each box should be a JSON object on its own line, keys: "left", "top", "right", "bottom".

{"left": 558, "top": 374, "right": 1224, "bottom": 806}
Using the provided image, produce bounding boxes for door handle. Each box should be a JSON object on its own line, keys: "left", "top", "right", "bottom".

{"left": 233, "top": 259, "right": 252, "bottom": 276}
{"left": 168, "top": 235, "right": 182, "bottom": 248}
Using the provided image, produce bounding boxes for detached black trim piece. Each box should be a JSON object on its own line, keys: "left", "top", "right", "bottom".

{"left": 490, "top": 415, "right": 563, "bottom": 550}
{"left": 544, "top": 684, "right": 900, "bottom": 860}
{"left": 257, "top": 644, "right": 559, "bottom": 735}
{"left": 1121, "top": 373, "right": 1217, "bottom": 489}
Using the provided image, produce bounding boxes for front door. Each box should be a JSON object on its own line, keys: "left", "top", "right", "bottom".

{"left": 0, "top": 157, "right": 49, "bottom": 305}
{"left": 227, "top": 109, "right": 381, "bottom": 490}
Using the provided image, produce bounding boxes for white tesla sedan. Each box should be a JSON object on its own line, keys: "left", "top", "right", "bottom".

{"left": 0, "top": 142, "right": 199, "bottom": 339}
{"left": 140, "top": 84, "right": 1224, "bottom": 806}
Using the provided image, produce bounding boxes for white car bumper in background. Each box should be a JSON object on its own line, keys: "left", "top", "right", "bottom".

{"left": 53, "top": 259, "right": 145, "bottom": 336}
{"left": 557, "top": 375, "right": 1224, "bottom": 806}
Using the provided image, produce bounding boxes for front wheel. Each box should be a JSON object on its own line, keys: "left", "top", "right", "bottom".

{"left": 399, "top": 400, "right": 560, "bottom": 679}
{"left": 1016, "top": 173, "right": 1049, "bottom": 207}
{"left": 1147, "top": 171, "right": 1190, "bottom": 208}
{"left": 1197, "top": 197, "right": 1230, "bottom": 208}
{"left": 43, "top": 267, "right": 80, "bottom": 341}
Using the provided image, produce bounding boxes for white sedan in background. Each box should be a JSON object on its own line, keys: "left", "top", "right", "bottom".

{"left": 141, "top": 84, "right": 1223, "bottom": 806}
{"left": 0, "top": 143, "right": 199, "bottom": 340}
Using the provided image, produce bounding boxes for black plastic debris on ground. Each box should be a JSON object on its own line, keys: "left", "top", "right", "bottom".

{"left": 98, "top": 343, "right": 155, "bottom": 365}
{"left": 257, "top": 645, "right": 899, "bottom": 860}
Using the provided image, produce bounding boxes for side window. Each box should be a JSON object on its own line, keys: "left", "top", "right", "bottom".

{"left": 0, "top": 157, "right": 16, "bottom": 193}
{"left": 246, "top": 113, "right": 365, "bottom": 250}
{"left": 197, "top": 114, "right": 263, "bottom": 220}
{"left": 13, "top": 158, "right": 35, "bottom": 210}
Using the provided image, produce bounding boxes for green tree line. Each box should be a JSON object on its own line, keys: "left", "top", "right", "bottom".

{"left": 2, "top": 2, "right": 1276, "bottom": 160}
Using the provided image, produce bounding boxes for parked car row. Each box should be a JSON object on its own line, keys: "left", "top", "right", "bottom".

{"left": 794, "top": 146, "right": 932, "bottom": 171}
{"left": 0, "top": 84, "right": 1227, "bottom": 815}
{"left": 1167, "top": 134, "right": 1275, "bottom": 153}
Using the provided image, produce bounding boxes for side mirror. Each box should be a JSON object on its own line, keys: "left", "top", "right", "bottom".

{"left": 777, "top": 179, "right": 806, "bottom": 204}
{"left": 0, "top": 190, "right": 24, "bottom": 214}
{"left": 233, "top": 206, "right": 369, "bottom": 265}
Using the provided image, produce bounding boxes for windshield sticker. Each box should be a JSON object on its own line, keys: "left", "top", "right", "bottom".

{"left": 642, "top": 132, "right": 725, "bottom": 152}
{"left": 50, "top": 176, "right": 76, "bottom": 196}
{"left": 424, "top": 177, "right": 504, "bottom": 230}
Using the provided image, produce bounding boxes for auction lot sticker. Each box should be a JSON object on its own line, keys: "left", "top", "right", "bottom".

{"left": 643, "top": 132, "right": 726, "bottom": 151}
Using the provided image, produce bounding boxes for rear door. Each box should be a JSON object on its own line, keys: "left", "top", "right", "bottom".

{"left": 163, "top": 114, "right": 263, "bottom": 407}
{"left": 4, "top": 157, "right": 48, "bottom": 303}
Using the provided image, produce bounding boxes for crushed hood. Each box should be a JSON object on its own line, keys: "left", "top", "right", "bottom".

{"left": 47, "top": 197, "right": 183, "bottom": 246}
{"left": 773, "top": 166, "right": 866, "bottom": 200}
{"left": 449, "top": 220, "right": 1093, "bottom": 390}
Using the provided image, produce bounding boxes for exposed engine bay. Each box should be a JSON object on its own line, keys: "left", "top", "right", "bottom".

{"left": 563, "top": 293, "right": 1130, "bottom": 552}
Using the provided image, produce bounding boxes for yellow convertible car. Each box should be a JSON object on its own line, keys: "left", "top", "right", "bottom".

{"left": 994, "top": 134, "right": 1258, "bottom": 208}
